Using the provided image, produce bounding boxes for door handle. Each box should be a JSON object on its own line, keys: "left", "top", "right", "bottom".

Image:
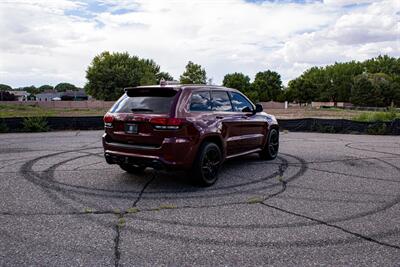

{"left": 216, "top": 116, "right": 224, "bottom": 119}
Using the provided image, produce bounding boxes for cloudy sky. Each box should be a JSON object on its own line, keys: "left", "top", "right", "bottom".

{"left": 0, "top": 0, "right": 399, "bottom": 88}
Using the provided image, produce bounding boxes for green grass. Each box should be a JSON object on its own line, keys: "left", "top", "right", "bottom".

{"left": 0, "top": 104, "right": 55, "bottom": 118}
{"left": 354, "top": 109, "right": 400, "bottom": 122}
{"left": 0, "top": 103, "right": 108, "bottom": 118}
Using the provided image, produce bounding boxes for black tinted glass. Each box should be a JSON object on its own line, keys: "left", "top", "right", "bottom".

{"left": 229, "top": 92, "right": 253, "bottom": 112}
{"left": 110, "top": 91, "right": 176, "bottom": 114}
{"left": 211, "top": 91, "right": 232, "bottom": 111}
{"left": 190, "top": 91, "right": 212, "bottom": 111}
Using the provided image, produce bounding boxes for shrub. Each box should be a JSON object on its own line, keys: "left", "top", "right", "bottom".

{"left": 22, "top": 117, "right": 49, "bottom": 132}
{"left": 354, "top": 109, "right": 400, "bottom": 122}
{"left": 0, "top": 119, "right": 8, "bottom": 133}
{"left": 311, "top": 122, "right": 336, "bottom": 133}
{"left": 367, "top": 123, "right": 388, "bottom": 135}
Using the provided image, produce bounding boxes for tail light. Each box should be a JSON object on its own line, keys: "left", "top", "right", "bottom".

{"left": 150, "top": 117, "right": 185, "bottom": 130}
{"left": 103, "top": 113, "right": 114, "bottom": 128}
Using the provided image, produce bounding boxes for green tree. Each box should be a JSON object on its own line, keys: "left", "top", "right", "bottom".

{"left": 252, "top": 70, "right": 282, "bottom": 101}
{"left": 287, "top": 55, "right": 400, "bottom": 106}
{"left": 363, "top": 55, "right": 400, "bottom": 76}
{"left": 21, "top": 86, "right": 38, "bottom": 95}
{"left": 222, "top": 72, "right": 250, "bottom": 92}
{"left": 287, "top": 77, "right": 317, "bottom": 104}
{"left": 85, "top": 51, "right": 167, "bottom": 100}
{"left": 38, "top": 85, "right": 54, "bottom": 92}
{"left": 350, "top": 73, "right": 395, "bottom": 107}
{"left": 350, "top": 74, "right": 375, "bottom": 106}
{"left": 0, "top": 84, "right": 12, "bottom": 91}
{"left": 179, "top": 61, "right": 207, "bottom": 84}
{"left": 156, "top": 72, "right": 174, "bottom": 83}
{"left": 55, "top": 82, "right": 77, "bottom": 92}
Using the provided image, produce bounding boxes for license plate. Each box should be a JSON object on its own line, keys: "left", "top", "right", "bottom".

{"left": 125, "top": 123, "right": 138, "bottom": 134}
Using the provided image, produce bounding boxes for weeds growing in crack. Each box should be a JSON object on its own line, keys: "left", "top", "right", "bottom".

{"left": 126, "top": 207, "right": 139, "bottom": 214}
{"left": 84, "top": 207, "right": 94, "bottom": 213}
{"left": 247, "top": 197, "right": 264, "bottom": 204}
{"left": 158, "top": 204, "right": 177, "bottom": 210}
{"left": 118, "top": 217, "right": 126, "bottom": 228}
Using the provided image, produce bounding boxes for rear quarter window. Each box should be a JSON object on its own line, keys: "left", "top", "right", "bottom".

{"left": 189, "top": 91, "right": 212, "bottom": 111}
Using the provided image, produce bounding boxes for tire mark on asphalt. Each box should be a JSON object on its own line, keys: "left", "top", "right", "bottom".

{"left": 260, "top": 202, "right": 400, "bottom": 250}
{"left": 345, "top": 142, "right": 400, "bottom": 157}
{"left": 305, "top": 166, "right": 400, "bottom": 183}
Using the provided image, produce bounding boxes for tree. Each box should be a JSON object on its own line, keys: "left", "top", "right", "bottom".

{"left": 222, "top": 72, "right": 250, "bottom": 92}
{"left": 38, "top": 85, "right": 54, "bottom": 92}
{"left": 179, "top": 61, "right": 207, "bottom": 84}
{"left": 156, "top": 72, "right": 174, "bottom": 83}
{"left": 350, "top": 74, "right": 376, "bottom": 106}
{"left": 252, "top": 70, "right": 282, "bottom": 101}
{"left": 55, "top": 83, "right": 77, "bottom": 92}
{"left": 286, "top": 55, "right": 400, "bottom": 106}
{"left": 85, "top": 51, "right": 168, "bottom": 100}
{"left": 350, "top": 73, "right": 395, "bottom": 107}
{"left": 287, "top": 77, "right": 317, "bottom": 104}
{"left": 0, "top": 84, "right": 12, "bottom": 91}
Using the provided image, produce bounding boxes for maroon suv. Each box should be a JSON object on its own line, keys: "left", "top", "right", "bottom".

{"left": 102, "top": 84, "right": 279, "bottom": 186}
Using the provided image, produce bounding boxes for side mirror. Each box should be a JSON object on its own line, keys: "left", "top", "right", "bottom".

{"left": 255, "top": 104, "right": 263, "bottom": 113}
{"left": 242, "top": 106, "right": 252, "bottom": 113}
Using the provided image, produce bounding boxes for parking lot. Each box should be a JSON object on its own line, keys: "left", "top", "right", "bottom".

{"left": 0, "top": 130, "right": 399, "bottom": 266}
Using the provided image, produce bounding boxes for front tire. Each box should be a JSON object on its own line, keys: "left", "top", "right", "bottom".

{"left": 260, "top": 128, "right": 279, "bottom": 160}
{"left": 192, "top": 142, "right": 222, "bottom": 187}
{"left": 119, "top": 164, "right": 146, "bottom": 174}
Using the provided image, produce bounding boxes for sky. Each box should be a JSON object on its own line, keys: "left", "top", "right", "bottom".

{"left": 0, "top": 0, "right": 399, "bottom": 88}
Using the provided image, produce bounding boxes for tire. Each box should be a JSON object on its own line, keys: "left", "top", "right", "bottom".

{"left": 119, "top": 164, "right": 146, "bottom": 174}
{"left": 191, "top": 142, "right": 222, "bottom": 187}
{"left": 260, "top": 128, "right": 279, "bottom": 160}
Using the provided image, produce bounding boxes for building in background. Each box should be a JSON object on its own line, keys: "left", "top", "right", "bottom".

{"left": 35, "top": 90, "right": 88, "bottom": 101}
{"left": 10, "top": 91, "right": 29, "bottom": 101}
{"left": 35, "top": 91, "right": 61, "bottom": 101}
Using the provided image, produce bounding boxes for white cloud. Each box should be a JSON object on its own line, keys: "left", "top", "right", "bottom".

{"left": 0, "top": 0, "right": 398, "bottom": 88}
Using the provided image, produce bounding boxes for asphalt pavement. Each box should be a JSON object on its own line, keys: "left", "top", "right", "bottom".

{"left": 0, "top": 130, "right": 399, "bottom": 266}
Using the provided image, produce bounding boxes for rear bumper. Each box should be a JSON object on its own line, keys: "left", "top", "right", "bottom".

{"left": 102, "top": 133, "right": 198, "bottom": 170}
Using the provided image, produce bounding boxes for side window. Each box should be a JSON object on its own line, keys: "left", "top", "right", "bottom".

{"left": 189, "top": 91, "right": 212, "bottom": 111}
{"left": 229, "top": 92, "right": 254, "bottom": 112}
{"left": 211, "top": 91, "right": 232, "bottom": 111}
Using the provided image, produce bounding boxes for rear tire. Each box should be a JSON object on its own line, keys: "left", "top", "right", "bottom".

{"left": 119, "top": 164, "right": 146, "bottom": 174}
{"left": 191, "top": 142, "right": 222, "bottom": 187}
{"left": 260, "top": 128, "right": 279, "bottom": 160}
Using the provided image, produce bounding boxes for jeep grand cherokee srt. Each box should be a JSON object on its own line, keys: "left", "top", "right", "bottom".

{"left": 103, "top": 84, "right": 279, "bottom": 186}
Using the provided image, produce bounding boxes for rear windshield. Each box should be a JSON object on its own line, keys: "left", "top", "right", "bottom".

{"left": 110, "top": 89, "right": 177, "bottom": 114}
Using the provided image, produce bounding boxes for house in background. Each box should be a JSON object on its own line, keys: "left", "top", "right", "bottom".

{"left": 35, "top": 90, "right": 88, "bottom": 101}
{"left": 35, "top": 91, "right": 61, "bottom": 101}
{"left": 4, "top": 90, "right": 29, "bottom": 101}
{"left": 61, "top": 90, "right": 89, "bottom": 101}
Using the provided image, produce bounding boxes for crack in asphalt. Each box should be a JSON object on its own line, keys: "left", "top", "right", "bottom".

{"left": 132, "top": 174, "right": 157, "bottom": 207}
{"left": 1, "top": 139, "right": 399, "bottom": 265}
{"left": 260, "top": 202, "right": 400, "bottom": 250}
{"left": 114, "top": 224, "right": 121, "bottom": 267}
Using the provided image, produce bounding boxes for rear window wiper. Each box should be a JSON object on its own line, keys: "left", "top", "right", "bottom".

{"left": 131, "top": 108, "right": 153, "bottom": 112}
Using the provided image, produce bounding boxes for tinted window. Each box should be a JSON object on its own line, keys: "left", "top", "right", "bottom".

{"left": 211, "top": 91, "right": 232, "bottom": 111}
{"left": 110, "top": 90, "right": 176, "bottom": 114}
{"left": 229, "top": 92, "right": 254, "bottom": 112}
{"left": 190, "top": 91, "right": 212, "bottom": 111}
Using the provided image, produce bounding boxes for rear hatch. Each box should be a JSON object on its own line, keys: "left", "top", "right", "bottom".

{"left": 104, "top": 87, "right": 183, "bottom": 148}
